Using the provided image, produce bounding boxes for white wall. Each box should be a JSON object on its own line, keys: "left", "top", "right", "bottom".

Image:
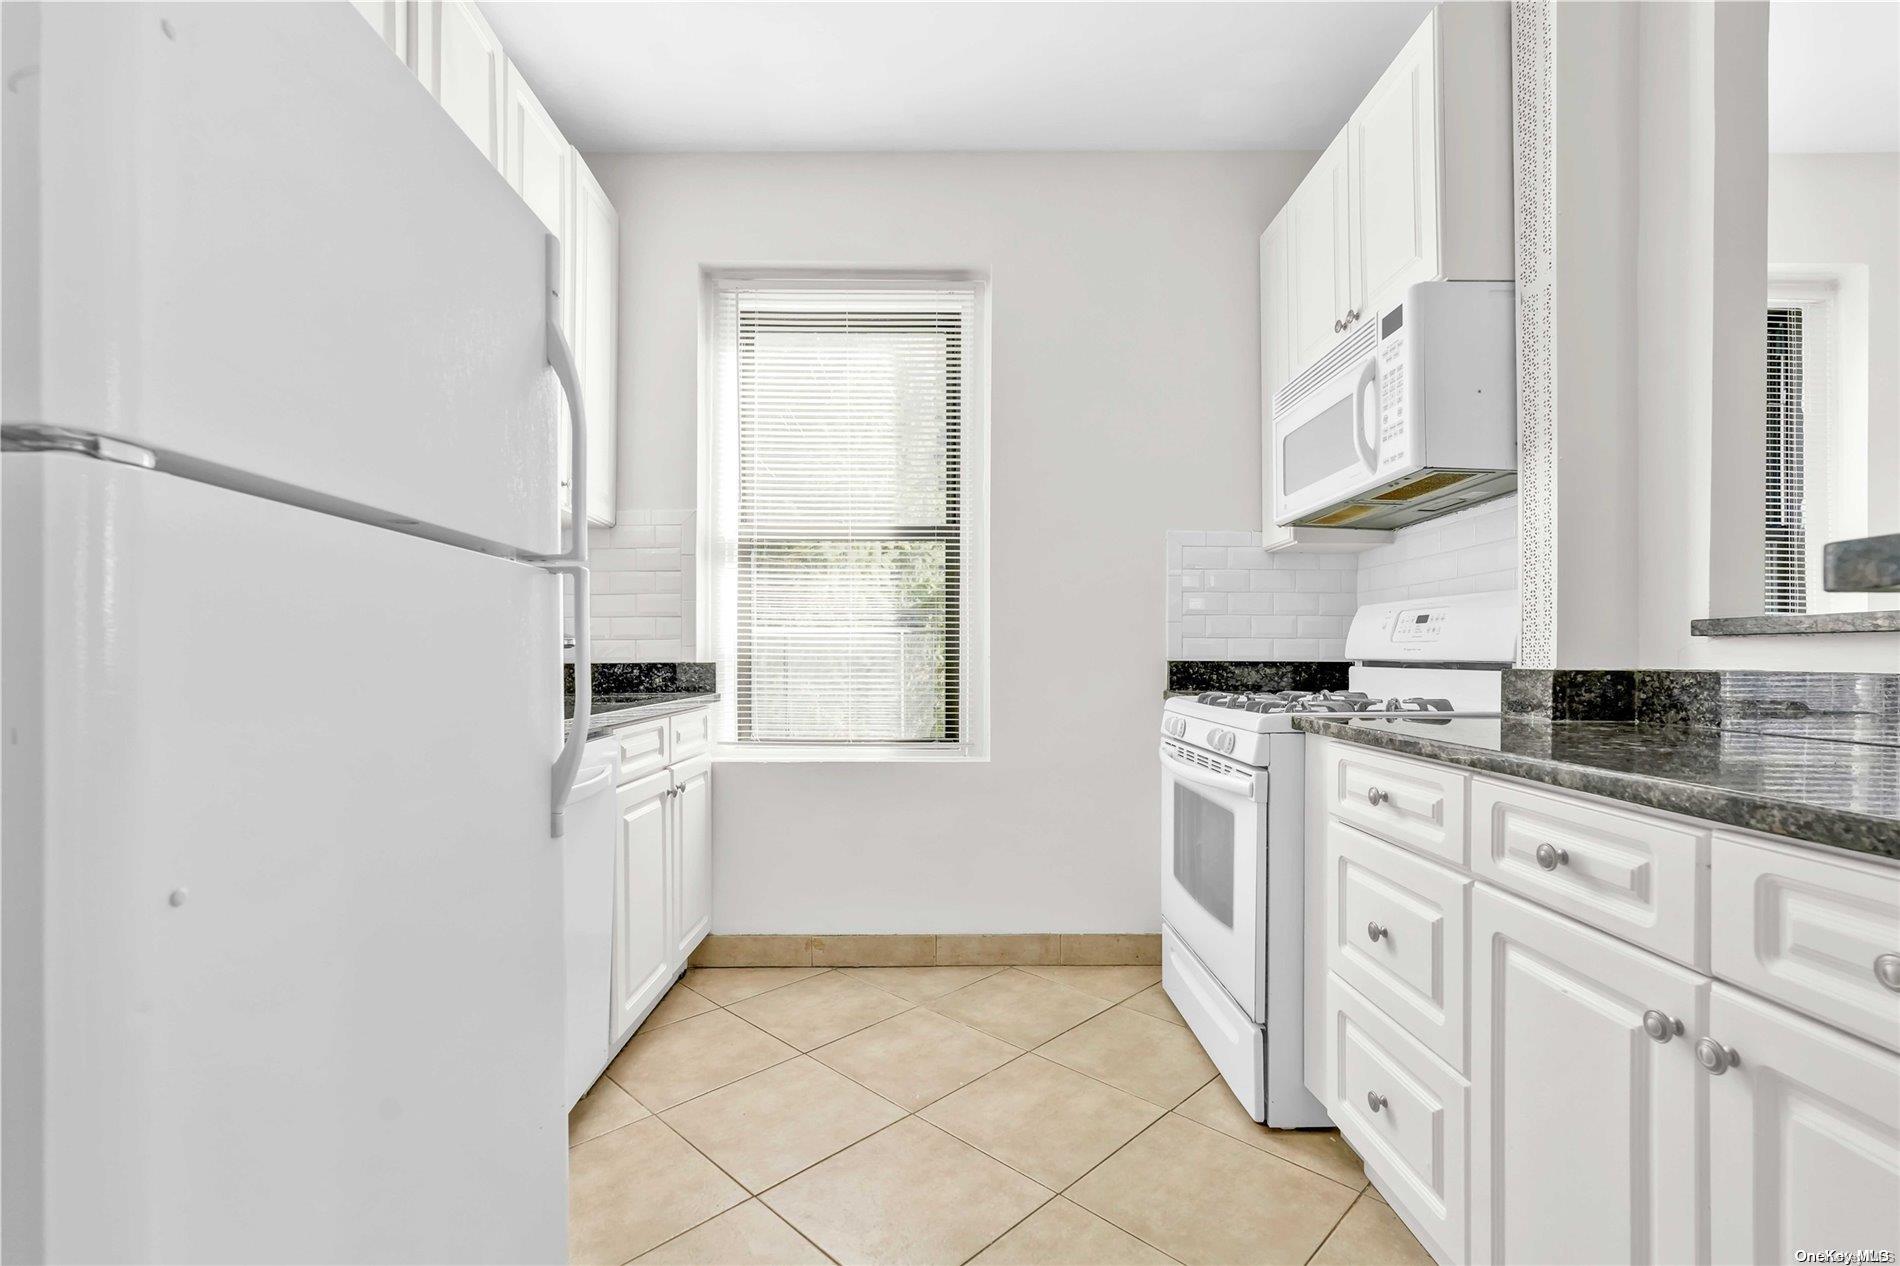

{"left": 588, "top": 151, "right": 1314, "bottom": 933}
{"left": 1767, "top": 153, "right": 1900, "bottom": 539}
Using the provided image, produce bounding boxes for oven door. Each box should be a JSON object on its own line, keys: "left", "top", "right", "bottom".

{"left": 1159, "top": 741, "right": 1267, "bottom": 1022}
{"left": 1272, "top": 348, "right": 1385, "bottom": 526}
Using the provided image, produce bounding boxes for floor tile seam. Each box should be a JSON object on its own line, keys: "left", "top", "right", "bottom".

{"left": 600, "top": 1114, "right": 754, "bottom": 1266}
{"left": 1302, "top": 1188, "right": 1373, "bottom": 1266}
{"left": 1162, "top": 1093, "right": 1372, "bottom": 1192}
{"left": 613, "top": 1007, "right": 803, "bottom": 1114}
{"left": 1158, "top": 1108, "right": 1364, "bottom": 1198}
{"left": 1040, "top": 1115, "right": 1195, "bottom": 1265}
{"left": 838, "top": 963, "right": 1011, "bottom": 1002}
{"left": 1023, "top": 1015, "right": 1210, "bottom": 1107}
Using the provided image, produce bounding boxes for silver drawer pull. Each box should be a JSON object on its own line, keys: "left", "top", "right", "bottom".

{"left": 1641, "top": 1009, "right": 1682, "bottom": 1044}
{"left": 1694, "top": 1037, "right": 1738, "bottom": 1074}
{"left": 1534, "top": 842, "right": 1569, "bottom": 870}
{"left": 1367, "top": 922, "right": 1389, "bottom": 943}
{"left": 1366, "top": 786, "right": 1390, "bottom": 806}
{"left": 1875, "top": 953, "right": 1900, "bottom": 993}
{"left": 1366, "top": 1091, "right": 1387, "bottom": 1114}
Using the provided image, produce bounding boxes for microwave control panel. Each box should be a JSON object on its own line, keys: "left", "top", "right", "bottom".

{"left": 1376, "top": 304, "right": 1408, "bottom": 461}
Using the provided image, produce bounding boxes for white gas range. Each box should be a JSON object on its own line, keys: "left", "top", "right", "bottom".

{"left": 1159, "top": 589, "right": 1518, "bottom": 1127}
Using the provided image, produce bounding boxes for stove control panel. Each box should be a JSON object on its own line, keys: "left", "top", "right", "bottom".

{"left": 1343, "top": 588, "right": 1519, "bottom": 663}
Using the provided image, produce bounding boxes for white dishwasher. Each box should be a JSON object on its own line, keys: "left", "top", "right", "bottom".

{"left": 562, "top": 736, "right": 621, "bottom": 1109}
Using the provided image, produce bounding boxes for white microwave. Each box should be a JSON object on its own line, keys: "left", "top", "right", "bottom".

{"left": 1271, "top": 281, "right": 1517, "bottom": 530}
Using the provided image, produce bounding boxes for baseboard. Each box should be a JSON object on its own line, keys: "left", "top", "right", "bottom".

{"left": 688, "top": 933, "right": 1162, "bottom": 968}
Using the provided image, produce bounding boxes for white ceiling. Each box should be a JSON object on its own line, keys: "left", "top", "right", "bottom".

{"left": 1769, "top": 1, "right": 1899, "bottom": 153}
{"left": 481, "top": 2, "right": 1435, "bottom": 153}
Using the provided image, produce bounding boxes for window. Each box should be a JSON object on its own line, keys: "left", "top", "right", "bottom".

{"left": 1763, "top": 304, "right": 1807, "bottom": 613}
{"left": 705, "top": 277, "right": 986, "bottom": 758}
{"left": 1763, "top": 276, "right": 1867, "bottom": 616}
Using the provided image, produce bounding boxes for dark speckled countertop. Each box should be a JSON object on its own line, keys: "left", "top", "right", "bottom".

{"left": 565, "top": 692, "right": 717, "bottom": 740}
{"left": 1293, "top": 716, "right": 1900, "bottom": 858}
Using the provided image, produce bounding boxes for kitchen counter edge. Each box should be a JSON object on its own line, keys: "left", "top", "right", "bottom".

{"left": 1292, "top": 715, "right": 1900, "bottom": 860}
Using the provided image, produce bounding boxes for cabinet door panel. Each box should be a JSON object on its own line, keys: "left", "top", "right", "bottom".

{"left": 1286, "top": 132, "right": 1353, "bottom": 375}
{"left": 571, "top": 158, "right": 619, "bottom": 526}
{"left": 1709, "top": 984, "right": 1900, "bottom": 1265}
{"left": 417, "top": 1, "right": 505, "bottom": 167}
{"left": 1350, "top": 12, "right": 1439, "bottom": 317}
{"left": 503, "top": 65, "right": 569, "bottom": 238}
{"left": 612, "top": 773, "right": 672, "bottom": 1046}
{"left": 1470, "top": 885, "right": 1705, "bottom": 1266}
{"left": 350, "top": 0, "right": 408, "bottom": 60}
{"left": 671, "top": 759, "right": 713, "bottom": 967}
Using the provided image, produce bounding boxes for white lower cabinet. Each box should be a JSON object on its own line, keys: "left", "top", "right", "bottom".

{"left": 1469, "top": 885, "right": 1705, "bottom": 1266}
{"left": 669, "top": 757, "right": 713, "bottom": 965}
{"left": 611, "top": 769, "right": 673, "bottom": 1047}
{"left": 1306, "top": 737, "right": 1900, "bottom": 1266}
{"left": 609, "top": 715, "right": 714, "bottom": 1049}
{"left": 1707, "top": 983, "right": 1900, "bottom": 1265}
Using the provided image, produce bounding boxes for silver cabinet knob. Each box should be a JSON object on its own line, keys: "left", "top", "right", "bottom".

{"left": 1367, "top": 922, "right": 1389, "bottom": 943}
{"left": 1641, "top": 1009, "right": 1682, "bottom": 1044}
{"left": 1333, "top": 318, "right": 1346, "bottom": 333}
{"left": 1346, "top": 308, "right": 1361, "bottom": 324}
{"left": 1875, "top": 953, "right": 1900, "bottom": 993}
{"left": 1366, "top": 1091, "right": 1387, "bottom": 1114}
{"left": 1534, "top": 842, "right": 1569, "bottom": 870}
{"left": 1694, "top": 1037, "right": 1737, "bottom": 1074}
{"left": 1366, "top": 786, "right": 1389, "bottom": 806}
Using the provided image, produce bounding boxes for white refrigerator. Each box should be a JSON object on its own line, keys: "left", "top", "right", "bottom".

{"left": 3, "top": 4, "right": 588, "bottom": 1261}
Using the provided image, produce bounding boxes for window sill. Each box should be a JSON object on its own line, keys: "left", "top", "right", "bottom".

{"left": 1690, "top": 611, "right": 1900, "bottom": 637}
{"left": 713, "top": 743, "right": 987, "bottom": 764}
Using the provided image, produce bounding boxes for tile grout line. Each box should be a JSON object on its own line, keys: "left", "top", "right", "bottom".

{"left": 1302, "top": 1188, "right": 1370, "bottom": 1266}
{"left": 586, "top": 968, "right": 1365, "bottom": 1266}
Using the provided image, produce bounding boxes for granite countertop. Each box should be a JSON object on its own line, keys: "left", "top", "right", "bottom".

{"left": 1292, "top": 715, "right": 1900, "bottom": 859}
{"left": 565, "top": 692, "right": 718, "bottom": 739}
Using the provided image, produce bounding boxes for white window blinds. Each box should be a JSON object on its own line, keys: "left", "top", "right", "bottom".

{"left": 708, "top": 281, "right": 982, "bottom": 752}
{"left": 1764, "top": 305, "right": 1807, "bottom": 614}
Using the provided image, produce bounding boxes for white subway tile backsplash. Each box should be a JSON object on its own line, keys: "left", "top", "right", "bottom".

{"left": 1166, "top": 495, "right": 1518, "bottom": 662}
{"left": 565, "top": 508, "right": 699, "bottom": 663}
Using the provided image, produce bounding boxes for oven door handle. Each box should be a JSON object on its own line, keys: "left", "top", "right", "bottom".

{"left": 1159, "top": 743, "right": 1259, "bottom": 799}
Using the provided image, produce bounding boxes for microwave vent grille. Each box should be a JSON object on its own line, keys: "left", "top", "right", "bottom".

{"left": 1271, "top": 322, "right": 1380, "bottom": 418}
{"left": 1309, "top": 503, "right": 1381, "bottom": 526}
{"left": 1373, "top": 471, "right": 1470, "bottom": 502}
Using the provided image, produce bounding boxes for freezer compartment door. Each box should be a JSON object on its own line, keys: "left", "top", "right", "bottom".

{"left": 7, "top": 3, "right": 558, "bottom": 552}
{"left": 2, "top": 455, "right": 564, "bottom": 1264}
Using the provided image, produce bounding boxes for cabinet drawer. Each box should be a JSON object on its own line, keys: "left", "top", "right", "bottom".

{"left": 1327, "top": 819, "right": 1470, "bottom": 1071}
{"left": 614, "top": 719, "right": 668, "bottom": 783}
{"left": 668, "top": 707, "right": 711, "bottom": 761}
{"left": 1325, "top": 744, "right": 1467, "bottom": 865}
{"left": 1328, "top": 974, "right": 1467, "bottom": 1264}
{"left": 1711, "top": 835, "right": 1900, "bottom": 1053}
{"left": 1470, "top": 777, "right": 1707, "bottom": 969}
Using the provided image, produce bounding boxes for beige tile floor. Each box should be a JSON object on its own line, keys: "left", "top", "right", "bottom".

{"left": 569, "top": 965, "right": 1433, "bottom": 1266}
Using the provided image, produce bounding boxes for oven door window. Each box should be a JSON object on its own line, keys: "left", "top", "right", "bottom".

{"left": 1172, "top": 784, "right": 1236, "bottom": 929}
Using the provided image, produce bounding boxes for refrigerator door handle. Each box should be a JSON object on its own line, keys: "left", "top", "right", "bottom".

{"left": 542, "top": 234, "right": 591, "bottom": 837}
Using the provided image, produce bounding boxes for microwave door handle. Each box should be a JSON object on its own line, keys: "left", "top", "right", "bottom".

{"left": 1351, "top": 358, "right": 1380, "bottom": 472}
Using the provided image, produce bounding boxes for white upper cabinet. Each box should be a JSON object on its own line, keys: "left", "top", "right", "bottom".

{"left": 1262, "top": 4, "right": 1512, "bottom": 394}
{"left": 1350, "top": 15, "right": 1439, "bottom": 321}
{"left": 502, "top": 65, "right": 570, "bottom": 239}
{"left": 570, "top": 159, "right": 619, "bottom": 527}
{"left": 415, "top": 1, "right": 507, "bottom": 168}
{"left": 350, "top": 0, "right": 409, "bottom": 61}
{"left": 1286, "top": 131, "right": 1355, "bottom": 374}
{"left": 369, "top": 3, "right": 622, "bottom": 529}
